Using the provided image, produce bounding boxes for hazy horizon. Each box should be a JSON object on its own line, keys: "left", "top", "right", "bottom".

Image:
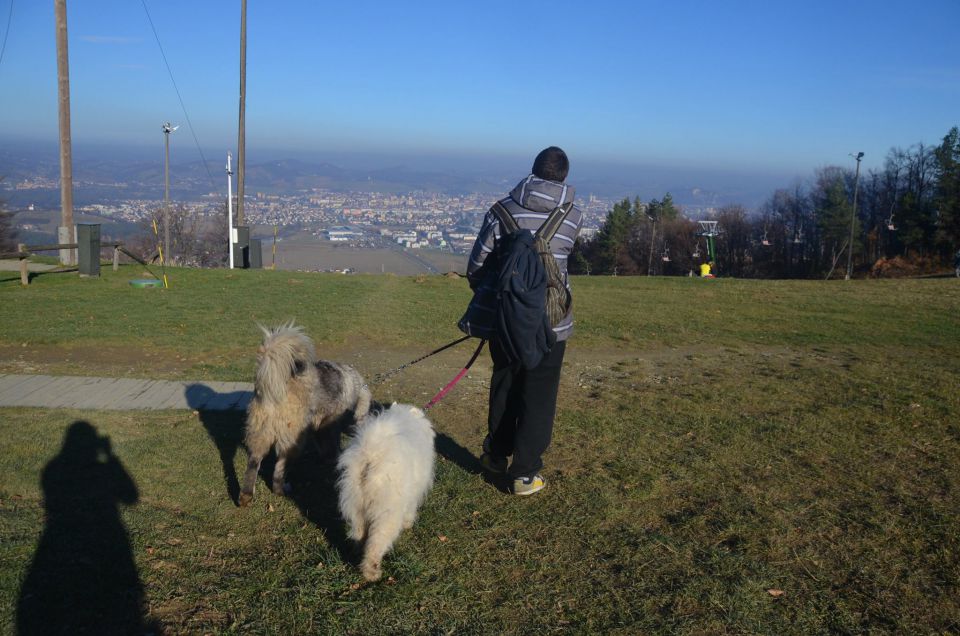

{"left": 0, "top": 134, "right": 805, "bottom": 207}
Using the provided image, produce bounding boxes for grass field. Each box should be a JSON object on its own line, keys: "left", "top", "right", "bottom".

{"left": 1, "top": 266, "right": 959, "bottom": 634}
{"left": 269, "top": 238, "right": 465, "bottom": 275}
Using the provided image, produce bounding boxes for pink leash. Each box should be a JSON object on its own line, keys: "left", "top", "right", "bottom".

{"left": 424, "top": 340, "right": 486, "bottom": 411}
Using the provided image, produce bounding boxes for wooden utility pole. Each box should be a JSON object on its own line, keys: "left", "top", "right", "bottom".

{"left": 236, "top": 0, "right": 247, "bottom": 227}
{"left": 54, "top": 0, "right": 75, "bottom": 265}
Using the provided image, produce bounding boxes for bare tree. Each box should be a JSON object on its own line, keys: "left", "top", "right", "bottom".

{"left": 716, "top": 205, "right": 751, "bottom": 277}
{"left": 129, "top": 203, "right": 229, "bottom": 268}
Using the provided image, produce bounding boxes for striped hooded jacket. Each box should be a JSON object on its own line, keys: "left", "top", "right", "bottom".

{"left": 464, "top": 175, "right": 584, "bottom": 342}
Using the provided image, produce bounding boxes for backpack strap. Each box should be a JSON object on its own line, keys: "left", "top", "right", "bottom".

{"left": 490, "top": 201, "right": 520, "bottom": 235}
{"left": 493, "top": 200, "right": 573, "bottom": 242}
{"left": 535, "top": 202, "right": 574, "bottom": 242}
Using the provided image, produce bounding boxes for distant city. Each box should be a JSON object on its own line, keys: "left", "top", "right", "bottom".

{"left": 4, "top": 178, "right": 620, "bottom": 253}
{"left": 1, "top": 141, "right": 781, "bottom": 262}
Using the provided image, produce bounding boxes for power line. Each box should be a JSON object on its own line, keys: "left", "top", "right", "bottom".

{"left": 140, "top": 0, "right": 215, "bottom": 187}
{"left": 0, "top": 0, "right": 13, "bottom": 69}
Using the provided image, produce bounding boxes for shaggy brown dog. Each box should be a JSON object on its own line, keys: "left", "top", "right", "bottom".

{"left": 239, "top": 323, "right": 371, "bottom": 506}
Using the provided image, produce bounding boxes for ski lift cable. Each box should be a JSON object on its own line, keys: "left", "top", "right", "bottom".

{"left": 0, "top": 0, "right": 13, "bottom": 69}
{"left": 140, "top": 0, "right": 216, "bottom": 187}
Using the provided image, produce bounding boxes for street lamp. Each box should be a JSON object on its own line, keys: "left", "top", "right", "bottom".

{"left": 845, "top": 151, "right": 864, "bottom": 281}
{"left": 162, "top": 122, "right": 179, "bottom": 264}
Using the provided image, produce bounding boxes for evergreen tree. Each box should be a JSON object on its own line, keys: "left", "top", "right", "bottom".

{"left": 659, "top": 193, "right": 679, "bottom": 220}
{"left": 592, "top": 197, "right": 634, "bottom": 274}
{"left": 934, "top": 126, "right": 960, "bottom": 253}
{"left": 0, "top": 188, "right": 16, "bottom": 253}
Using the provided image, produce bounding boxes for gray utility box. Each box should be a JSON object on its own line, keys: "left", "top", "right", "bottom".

{"left": 77, "top": 223, "right": 101, "bottom": 277}
{"left": 249, "top": 238, "right": 263, "bottom": 269}
{"left": 233, "top": 225, "right": 250, "bottom": 268}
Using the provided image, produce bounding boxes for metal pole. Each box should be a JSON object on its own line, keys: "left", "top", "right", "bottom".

{"left": 227, "top": 152, "right": 234, "bottom": 269}
{"left": 845, "top": 152, "right": 863, "bottom": 280}
{"left": 54, "top": 0, "right": 75, "bottom": 266}
{"left": 236, "top": 0, "right": 247, "bottom": 227}
{"left": 164, "top": 124, "right": 171, "bottom": 264}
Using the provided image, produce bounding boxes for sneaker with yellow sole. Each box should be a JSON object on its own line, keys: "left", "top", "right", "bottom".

{"left": 512, "top": 474, "right": 546, "bottom": 496}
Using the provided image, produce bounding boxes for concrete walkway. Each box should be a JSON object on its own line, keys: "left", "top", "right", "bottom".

{"left": 0, "top": 374, "right": 253, "bottom": 411}
{"left": 0, "top": 259, "right": 60, "bottom": 272}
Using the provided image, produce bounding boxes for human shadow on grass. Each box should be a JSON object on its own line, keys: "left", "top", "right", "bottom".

{"left": 16, "top": 420, "right": 160, "bottom": 635}
{"left": 186, "top": 383, "right": 252, "bottom": 506}
{"left": 433, "top": 430, "right": 512, "bottom": 494}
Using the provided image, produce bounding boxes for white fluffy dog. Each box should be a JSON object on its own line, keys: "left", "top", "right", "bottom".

{"left": 337, "top": 403, "right": 436, "bottom": 581}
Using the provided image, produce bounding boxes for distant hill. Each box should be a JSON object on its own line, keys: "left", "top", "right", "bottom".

{"left": 1, "top": 137, "right": 793, "bottom": 208}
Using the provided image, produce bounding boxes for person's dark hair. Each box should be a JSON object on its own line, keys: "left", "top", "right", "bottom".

{"left": 532, "top": 146, "right": 569, "bottom": 182}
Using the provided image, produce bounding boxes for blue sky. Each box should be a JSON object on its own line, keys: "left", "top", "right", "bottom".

{"left": 0, "top": 0, "right": 957, "bottom": 179}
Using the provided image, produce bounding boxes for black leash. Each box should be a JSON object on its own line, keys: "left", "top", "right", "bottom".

{"left": 371, "top": 335, "right": 472, "bottom": 385}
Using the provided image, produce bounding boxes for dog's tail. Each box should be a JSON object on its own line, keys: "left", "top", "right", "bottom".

{"left": 336, "top": 439, "right": 369, "bottom": 542}
{"left": 254, "top": 322, "right": 317, "bottom": 406}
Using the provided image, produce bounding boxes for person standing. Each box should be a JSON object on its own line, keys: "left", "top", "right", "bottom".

{"left": 465, "top": 147, "right": 583, "bottom": 495}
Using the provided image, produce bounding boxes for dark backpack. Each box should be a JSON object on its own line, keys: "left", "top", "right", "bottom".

{"left": 458, "top": 202, "right": 573, "bottom": 369}
{"left": 493, "top": 201, "right": 573, "bottom": 328}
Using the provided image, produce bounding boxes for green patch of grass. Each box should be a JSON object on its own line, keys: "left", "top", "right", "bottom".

{"left": 2, "top": 266, "right": 958, "bottom": 380}
{"left": 1, "top": 269, "right": 959, "bottom": 632}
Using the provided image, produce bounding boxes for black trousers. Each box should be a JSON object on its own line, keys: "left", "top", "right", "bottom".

{"left": 485, "top": 338, "right": 566, "bottom": 479}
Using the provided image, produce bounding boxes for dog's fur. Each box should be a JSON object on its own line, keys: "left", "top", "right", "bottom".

{"left": 337, "top": 403, "right": 436, "bottom": 581}
{"left": 239, "top": 323, "right": 371, "bottom": 506}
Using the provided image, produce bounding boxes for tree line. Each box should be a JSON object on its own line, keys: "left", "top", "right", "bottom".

{"left": 571, "top": 126, "right": 960, "bottom": 278}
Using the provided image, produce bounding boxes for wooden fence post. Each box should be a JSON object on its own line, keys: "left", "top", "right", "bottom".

{"left": 18, "top": 244, "right": 29, "bottom": 286}
{"left": 113, "top": 246, "right": 120, "bottom": 271}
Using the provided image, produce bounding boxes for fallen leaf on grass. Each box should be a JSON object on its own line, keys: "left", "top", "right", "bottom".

{"left": 767, "top": 589, "right": 784, "bottom": 597}
{"left": 438, "top": 535, "right": 448, "bottom": 542}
